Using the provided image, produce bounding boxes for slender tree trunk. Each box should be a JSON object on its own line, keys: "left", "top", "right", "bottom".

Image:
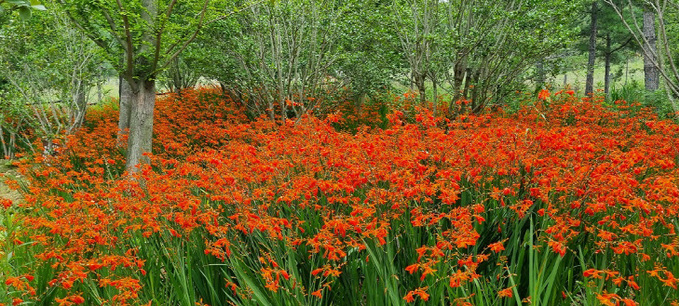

{"left": 268, "top": 101, "right": 275, "bottom": 122}
{"left": 470, "top": 69, "right": 480, "bottom": 112}
{"left": 604, "top": 33, "right": 612, "bottom": 98}
{"left": 415, "top": 73, "right": 426, "bottom": 106}
{"left": 125, "top": 79, "right": 156, "bottom": 173}
{"left": 0, "top": 125, "right": 7, "bottom": 159}
{"left": 463, "top": 68, "right": 472, "bottom": 98}
{"left": 536, "top": 59, "right": 546, "bottom": 91}
{"left": 219, "top": 82, "right": 228, "bottom": 97}
{"left": 9, "top": 132, "right": 15, "bottom": 159}
{"left": 280, "top": 98, "right": 287, "bottom": 123}
{"left": 585, "top": 1, "right": 598, "bottom": 97}
{"left": 355, "top": 92, "right": 365, "bottom": 117}
{"left": 432, "top": 75, "right": 438, "bottom": 115}
{"left": 642, "top": 7, "right": 659, "bottom": 91}
{"left": 117, "top": 75, "right": 133, "bottom": 146}
{"left": 97, "top": 81, "right": 103, "bottom": 103}
{"left": 460, "top": 67, "right": 473, "bottom": 114}
{"left": 73, "top": 90, "right": 87, "bottom": 132}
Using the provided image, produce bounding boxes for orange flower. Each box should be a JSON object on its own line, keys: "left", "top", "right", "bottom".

{"left": 405, "top": 264, "right": 419, "bottom": 275}
{"left": 488, "top": 241, "right": 505, "bottom": 253}
{"left": 498, "top": 287, "right": 513, "bottom": 298}
{"left": 311, "top": 268, "right": 323, "bottom": 276}
{"left": 404, "top": 287, "right": 429, "bottom": 303}
{"left": 7, "top": 87, "right": 679, "bottom": 305}
{"left": 71, "top": 295, "right": 86, "bottom": 304}
{"left": 583, "top": 269, "right": 603, "bottom": 279}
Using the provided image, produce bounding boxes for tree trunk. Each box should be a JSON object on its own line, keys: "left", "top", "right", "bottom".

{"left": 535, "top": 59, "right": 545, "bottom": 91}
{"left": 219, "top": 82, "right": 228, "bottom": 97}
{"left": 355, "top": 92, "right": 366, "bottom": 117}
{"left": 585, "top": 1, "right": 598, "bottom": 97}
{"left": 450, "top": 57, "right": 466, "bottom": 113}
{"left": 415, "top": 73, "right": 426, "bottom": 106}
{"left": 642, "top": 7, "right": 659, "bottom": 91}
{"left": 470, "top": 69, "right": 480, "bottom": 112}
{"left": 97, "top": 81, "right": 103, "bottom": 103}
{"left": 125, "top": 79, "right": 156, "bottom": 173}
{"left": 604, "top": 33, "right": 612, "bottom": 98}
{"left": 73, "top": 89, "right": 87, "bottom": 132}
{"left": 431, "top": 75, "right": 438, "bottom": 115}
{"left": 0, "top": 125, "right": 7, "bottom": 159}
{"left": 117, "top": 75, "right": 133, "bottom": 146}
{"left": 459, "top": 67, "right": 473, "bottom": 114}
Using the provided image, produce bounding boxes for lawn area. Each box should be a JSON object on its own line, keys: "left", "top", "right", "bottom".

{"left": 554, "top": 55, "right": 646, "bottom": 95}
{"left": 1, "top": 88, "right": 678, "bottom": 306}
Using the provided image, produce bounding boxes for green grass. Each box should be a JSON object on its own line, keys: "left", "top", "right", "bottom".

{"left": 89, "top": 78, "right": 120, "bottom": 103}
{"left": 552, "top": 54, "right": 645, "bottom": 94}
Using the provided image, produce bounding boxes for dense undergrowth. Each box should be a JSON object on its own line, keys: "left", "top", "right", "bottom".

{"left": 1, "top": 88, "right": 679, "bottom": 305}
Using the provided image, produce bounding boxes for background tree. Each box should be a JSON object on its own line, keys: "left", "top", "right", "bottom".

{"left": 598, "top": 2, "right": 635, "bottom": 97}
{"left": 391, "top": 0, "right": 441, "bottom": 106}
{"left": 438, "top": 0, "right": 584, "bottom": 113}
{"left": 333, "top": 0, "right": 403, "bottom": 113}
{"left": 55, "top": 0, "right": 233, "bottom": 172}
{"left": 642, "top": 4, "right": 660, "bottom": 91}
{"left": 585, "top": 1, "right": 599, "bottom": 96}
{"left": 577, "top": 1, "right": 637, "bottom": 97}
{"left": 158, "top": 57, "right": 200, "bottom": 95}
{"left": 604, "top": 0, "right": 679, "bottom": 111}
{"left": 0, "top": 1, "right": 105, "bottom": 159}
{"left": 202, "top": 0, "right": 345, "bottom": 122}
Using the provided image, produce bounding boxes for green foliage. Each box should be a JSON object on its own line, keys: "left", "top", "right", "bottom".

{"left": 389, "top": 0, "right": 587, "bottom": 112}
{"left": 0, "top": 6, "right": 110, "bottom": 159}
{"left": 334, "top": 0, "right": 403, "bottom": 100}
{"left": 55, "top": 0, "right": 229, "bottom": 86}
{"left": 197, "top": 0, "right": 349, "bottom": 121}
{"left": 0, "top": 0, "right": 46, "bottom": 20}
{"left": 609, "top": 81, "right": 677, "bottom": 119}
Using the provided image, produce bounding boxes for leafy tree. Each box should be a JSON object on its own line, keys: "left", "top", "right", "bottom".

{"left": 196, "top": 0, "right": 403, "bottom": 120}
{"left": 183, "top": 14, "right": 242, "bottom": 99}
{"left": 604, "top": 0, "right": 679, "bottom": 112}
{"left": 201, "top": 0, "right": 346, "bottom": 122}
{"left": 158, "top": 57, "right": 200, "bottom": 94}
{"left": 569, "top": 0, "right": 637, "bottom": 97}
{"left": 422, "top": 0, "right": 585, "bottom": 113}
{"left": 391, "top": 0, "right": 441, "bottom": 106}
{"left": 55, "top": 0, "right": 235, "bottom": 172}
{"left": 585, "top": 1, "right": 599, "bottom": 96}
{"left": 598, "top": 1, "right": 636, "bottom": 96}
{"left": 333, "top": 0, "right": 403, "bottom": 110}
{"left": 0, "top": 0, "right": 45, "bottom": 19}
{"left": 0, "top": 4, "right": 106, "bottom": 159}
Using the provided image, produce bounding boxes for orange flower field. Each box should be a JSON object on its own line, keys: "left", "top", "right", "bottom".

{"left": 1, "top": 88, "right": 679, "bottom": 305}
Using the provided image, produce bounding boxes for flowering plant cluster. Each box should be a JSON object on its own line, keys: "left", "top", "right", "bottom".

{"left": 1, "top": 88, "right": 678, "bottom": 305}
